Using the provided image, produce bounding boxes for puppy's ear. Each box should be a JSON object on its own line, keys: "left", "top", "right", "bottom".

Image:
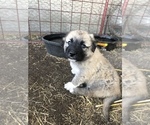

{"left": 62, "top": 37, "right": 66, "bottom": 42}
{"left": 89, "top": 34, "right": 96, "bottom": 52}
{"left": 89, "top": 34, "right": 95, "bottom": 41}
{"left": 61, "top": 37, "right": 66, "bottom": 47}
{"left": 91, "top": 42, "right": 96, "bottom": 52}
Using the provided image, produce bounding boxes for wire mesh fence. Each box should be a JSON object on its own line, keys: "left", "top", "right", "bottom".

{"left": 0, "top": 0, "right": 149, "bottom": 41}
{"left": 28, "top": 0, "right": 106, "bottom": 40}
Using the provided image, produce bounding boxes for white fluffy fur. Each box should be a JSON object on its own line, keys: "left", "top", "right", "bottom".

{"left": 70, "top": 61, "right": 80, "bottom": 75}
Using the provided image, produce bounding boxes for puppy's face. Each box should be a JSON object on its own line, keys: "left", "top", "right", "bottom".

{"left": 63, "top": 30, "right": 96, "bottom": 61}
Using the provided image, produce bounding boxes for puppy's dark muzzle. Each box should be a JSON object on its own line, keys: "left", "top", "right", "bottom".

{"left": 69, "top": 52, "right": 76, "bottom": 58}
{"left": 65, "top": 41, "right": 85, "bottom": 61}
{"left": 66, "top": 47, "right": 78, "bottom": 60}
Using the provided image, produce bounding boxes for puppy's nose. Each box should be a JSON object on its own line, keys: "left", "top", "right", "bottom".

{"left": 69, "top": 52, "right": 76, "bottom": 57}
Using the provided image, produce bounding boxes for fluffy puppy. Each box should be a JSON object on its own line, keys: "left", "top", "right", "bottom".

{"left": 63, "top": 30, "right": 121, "bottom": 121}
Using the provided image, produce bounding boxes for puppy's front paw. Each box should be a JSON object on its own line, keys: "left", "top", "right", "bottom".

{"left": 64, "top": 82, "right": 76, "bottom": 93}
{"left": 71, "top": 69, "right": 76, "bottom": 75}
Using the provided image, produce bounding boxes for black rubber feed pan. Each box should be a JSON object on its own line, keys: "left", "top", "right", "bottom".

{"left": 42, "top": 33, "right": 148, "bottom": 58}
{"left": 42, "top": 33, "right": 66, "bottom": 58}
{"left": 42, "top": 33, "right": 121, "bottom": 58}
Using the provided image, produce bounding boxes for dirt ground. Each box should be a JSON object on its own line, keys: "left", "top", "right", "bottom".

{"left": 29, "top": 43, "right": 150, "bottom": 125}
{"left": 0, "top": 42, "right": 149, "bottom": 125}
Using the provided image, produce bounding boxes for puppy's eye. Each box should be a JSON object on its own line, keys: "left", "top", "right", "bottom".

{"left": 67, "top": 41, "right": 71, "bottom": 44}
{"left": 82, "top": 44, "right": 87, "bottom": 48}
{"left": 67, "top": 38, "right": 73, "bottom": 45}
{"left": 80, "top": 41, "right": 87, "bottom": 48}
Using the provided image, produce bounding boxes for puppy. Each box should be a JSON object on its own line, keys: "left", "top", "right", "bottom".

{"left": 63, "top": 30, "right": 121, "bottom": 121}
{"left": 122, "top": 58, "right": 148, "bottom": 123}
